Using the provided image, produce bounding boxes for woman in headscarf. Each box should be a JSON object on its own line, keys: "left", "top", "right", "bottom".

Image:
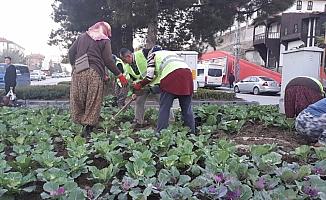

{"left": 68, "top": 21, "right": 128, "bottom": 134}
{"left": 284, "top": 76, "right": 324, "bottom": 118}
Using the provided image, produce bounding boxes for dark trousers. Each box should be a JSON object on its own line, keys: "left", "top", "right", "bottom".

{"left": 229, "top": 82, "right": 234, "bottom": 88}
{"left": 157, "top": 91, "right": 195, "bottom": 133}
{"left": 5, "top": 84, "right": 15, "bottom": 94}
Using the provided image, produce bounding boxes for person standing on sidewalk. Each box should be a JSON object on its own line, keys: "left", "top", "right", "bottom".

{"left": 228, "top": 72, "right": 235, "bottom": 88}
{"left": 68, "top": 21, "right": 128, "bottom": 135}
{"left": 133, "top": 47, "right": 195, "bottom": 134}
{"left": 4, "top": 57, "right": 17, "bottom": 94}
{"left": 119, "top": 47, "right": 151, "bottom": 128}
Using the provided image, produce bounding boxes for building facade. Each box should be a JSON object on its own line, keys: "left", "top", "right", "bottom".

{"left": 211, "top": 0, "right": 326, "bottom": 72}
{"left": 26, "top": 54, "right": 45, "bottom": 71}
{"left": 254, "top": 0, "right": 326, "bottom": 71}
{"left": 0, "top": 37, "right": 25, "bottom": 54}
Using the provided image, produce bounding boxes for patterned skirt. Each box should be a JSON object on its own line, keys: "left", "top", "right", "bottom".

{"left": 295, "top": 111, "right": 326, "bottom": 144}
{"left": 70, "top": 68, "right": 103, "bottom": 126}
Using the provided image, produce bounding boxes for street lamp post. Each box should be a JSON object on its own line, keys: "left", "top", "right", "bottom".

{"left": 234, "top": 15, "right": 241, "bottom": 82}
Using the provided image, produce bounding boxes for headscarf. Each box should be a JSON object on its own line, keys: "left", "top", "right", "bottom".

{"left": 86, "top": 21, "right": 112, "bottom": 41}
{"left": 286, "top": 76, "right": 324, "bottom": 94}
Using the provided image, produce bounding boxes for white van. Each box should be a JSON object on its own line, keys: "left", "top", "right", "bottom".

{"left": 174, "top": 51, "right": 199, "bottom": 91}
{"left": 197, "top": 63, "right": 224, "bottom": 88}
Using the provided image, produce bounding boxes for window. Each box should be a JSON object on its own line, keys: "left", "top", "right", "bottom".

{"left": 197, "top": 69, "right": 204, "bottom": 76}
{"left": 249, "top": 77, "right": 259, "bottom": 82}
{"left": 307, "top": 1, "right": 313, "bottom": 10}
{"left": 242, "top": 77, "right": 251, "bottom": 82}
{"left": 15, "top": 65, "right": 30, "bottom": 74}
{"left": 259, "top": 77, "right": 274, "bottom": 81}
{"left": 296, "top": 0, "right": 302, "bottom": 10}
{"left": 294, "top": 24, "right": 298, "bottom": 33}
{"left": 208, "top": 69, "right": 222, "bottom": 77}
{"left": 284, "top": 27, "right": 288, "bottom": 35}
{"left": 0, "top": 64, "right": 5, "bottom": 73}
{"left": 324, "top": 4, "right": 326, "bottom": 12}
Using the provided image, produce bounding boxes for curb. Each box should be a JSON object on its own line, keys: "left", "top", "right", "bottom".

{"left": 16, "top": 99, "right": 259, "bottom": 107}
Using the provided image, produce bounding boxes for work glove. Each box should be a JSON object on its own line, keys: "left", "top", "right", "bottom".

{"left": 118, "top": 74, "right": 128, "bottom": 87}
{"left": 133, "top": 82, "right": 142, "bottom": 91}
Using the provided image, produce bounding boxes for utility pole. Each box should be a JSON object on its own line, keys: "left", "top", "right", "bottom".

{"left": 234, "top": 14, "right": 241, "bottom": 82}
{"left": 322, "top": 25, "right": 326, "bottom": 85}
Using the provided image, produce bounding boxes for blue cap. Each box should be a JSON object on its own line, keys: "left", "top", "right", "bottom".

{"left": 151, "top": 45, "right": 163, "bottom": 52}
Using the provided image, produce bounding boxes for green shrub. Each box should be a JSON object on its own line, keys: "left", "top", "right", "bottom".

{"left": 16, "top": 85, "right": 70, "bottom": 100}
{"left": 57, "top": 81, "right": 71, "bottom": 85}
{"left": 193, "top": 88, "right": 236, "bottom": 101}
{"left": 14, "top": 86, "right": 235, "bottom": 101}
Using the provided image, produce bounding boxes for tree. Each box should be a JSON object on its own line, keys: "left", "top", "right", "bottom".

{"left": 50, "top": 0, "right": 295, "bottom": 53}
{"left": 170, "top": 0, "right": 295, "bottom": 51}
{"left": 49, "top": 0, "right": 134, "bottom": 54}
{"left": 0, "top": 49, "right": 26, "bottom": 64}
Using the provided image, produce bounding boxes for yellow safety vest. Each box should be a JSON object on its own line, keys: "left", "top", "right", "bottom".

{"left": 151, "top": 51, "right": 190, "bottom": 85}
{"left": 124, "top": 50, "right": 148, "bottom": 81}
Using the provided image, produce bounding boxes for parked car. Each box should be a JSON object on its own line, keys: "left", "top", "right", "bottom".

{"left": 197, "top": 63, "right": 224, "bottom": 88}
{"left": 32, "top": 70, "right": 46, "bottom": 80}
{"left": 234, "top": 76, "right": 280, "bottom": 95}
{"left": 40, "top": 72, "right": 46, "bottom": 80}
{"left": 59, "top": 72, "right": 67, "bottom": 78}
{"left": 0, "top": 63, "right": 31, "bottom": 89}
{"left": 52, "top": 73, "right": 60, "bottom": 78}
{"left": 30, "top": 72, "right": 42, "bottom": 81}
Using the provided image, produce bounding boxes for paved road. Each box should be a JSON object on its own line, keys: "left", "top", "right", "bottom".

{"left": 216, "top": 87, "right": 281, "bottom": 105}
{"left": 30, "top": 80, "right": 280, "bottom": 105}
{"left": 31, "top": 77, "right": 71, "bottom": 86}
{"left": 235, "top": 93, "right": 280, "bottom": 105}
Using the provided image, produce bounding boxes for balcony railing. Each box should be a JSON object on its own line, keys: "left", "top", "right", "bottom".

{"left": 254, "top": 32, "right": 280, "bottom": 45}
{"left": 254, "top": 33, "right": 265, "bottom": 42}
{"left": 267, "top": 32, "right": 280, "bottom": 39}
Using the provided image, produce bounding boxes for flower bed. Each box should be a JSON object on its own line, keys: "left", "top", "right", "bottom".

{"left": 0, "top": 103, "right": 325, "bottom": 199}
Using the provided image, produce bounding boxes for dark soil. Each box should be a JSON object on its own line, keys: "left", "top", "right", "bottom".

{"left": 75, "top": 172, "right": 93, "bottom": 188}
{"left": 216, "top": 122, "right": 309, "bottom": 152}
{"left": 53, "top": 139, "right": 68, "bottom": 158}
{"left": 4, "top": 145, "right": 15, "bottom": 161}
{"left": 91, "top": 156, "right": 109, "bottom": 169}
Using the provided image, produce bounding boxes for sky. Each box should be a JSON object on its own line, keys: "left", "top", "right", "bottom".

{"left": 0, "top": 0, "right": 62, "bottom": 60}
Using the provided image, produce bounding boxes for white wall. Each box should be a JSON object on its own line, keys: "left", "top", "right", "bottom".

{"left": 255, "top": 25, "right": 266, "bottom": 35}
{"left": 279, "top": 44, "right": 286, "bottom": 66}
{"left": 284, "top": 0, "right": 325, "bottom": 13}
{"left": 279, "top": 47, "right": 323, "bottom": 113}
{"left": 245, "top": 50, "right": 265, "bottom": 66}
{"left": 0, "top": 42, "right": 6, "bottom": 53}
{"left": 279, "top": 41, "right": 306, "bottom": 66}
{"left": 288, "top": 40, "right": 305, "bottom": 50}
{"left": 269, "top": 23, "right": 279, "bottom": 33}
{"left": 281, "top": 47, "right": 323, "bottom": 97}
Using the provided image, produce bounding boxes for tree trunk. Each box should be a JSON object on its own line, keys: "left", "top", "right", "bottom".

{"left": 145, "top": 1, "right": 159, "bottom": 49}
{"left": 122, "top": 25, "right": 134, "bottom": 51}
{"left": 145, "top": 20, "right": 158, "bottom": 49}
{"left": 111, "top": 25, "right": 123, "bottom": 55}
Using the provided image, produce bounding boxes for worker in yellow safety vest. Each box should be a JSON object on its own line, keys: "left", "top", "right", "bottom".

{"left": 133, "top": 46, "right": 195, "bottom": 134}
{"left": 119, "top": 48, "right": 154, "bottom": 128}
{"left": 113, "top": 55, "right": 130, "bottom": 107}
